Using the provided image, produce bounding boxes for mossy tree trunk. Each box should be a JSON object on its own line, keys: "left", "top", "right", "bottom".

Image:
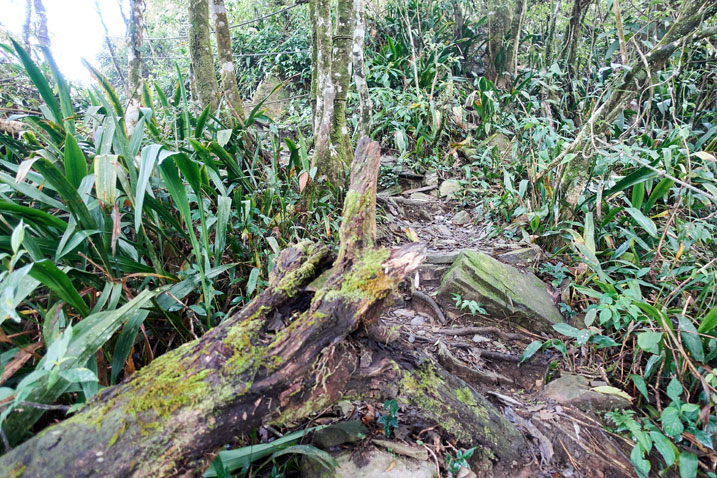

{"left": 553, "top": 0, "right": 717, "bottom": 219}
{"left": 210, "top": 0, "right": 246, "bottom": 122}
{"left": 543, "top": 0, "right": 562, "bottom": 65}
{"left": 310, "top": 0, "right": 355, "bottom": 186}
{"left": 503, "top": 0, "right": 527, "bottom": 81}
{"left": 189, "top": 0, "right": 221, "bottom": 112}
{"left": 0, "top": 138, "right": 529, "bottom": 477}
{"left": 352, "top": 0, "right": 371, "bottom": 137}
{"left": 485, "top": 0, "right": 512, "bottom": 84}
{"left": 125, "top": 0, "right": 144, "bottom": 133}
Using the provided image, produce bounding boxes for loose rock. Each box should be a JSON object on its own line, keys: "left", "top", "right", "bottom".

{"left": 451, "top": 210, "right": 471, "bottom": 225}
{"left": 439, "top": 179, "right": 462, "bottom": 198}
{"left": 542, "top": 374, "right": 631, "bottom": 412}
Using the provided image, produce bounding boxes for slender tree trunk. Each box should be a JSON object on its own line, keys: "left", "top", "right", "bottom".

{"left": 189, "top": 0, "right": 221, "bottom": 111}
{"left": 562, "top": 0, "right": 592, "bottom": 74}
{"left": 210, "top": 0, "right": 247, "bottom": 122}
{"left": 22, "top": 0, "right": 32, "bottom": 53}
{"left": 310, "top": 0, "right": 342, "bottom": 184}
{"left": 612, "top": 0, "right": 628, "bottom": 64}
{"left": 504, "top": 0, "right": 528, "bottom": 80}
{"left": 352, "top": 0, "right": 371, "bottom": 137}
{"left": 125, "top": 0, "right": 144, "bottom": 133}
{"left": 544, "top": 0, "right": 562, "bottom": 65}
{"left": 96, "top": 0, "right": 127, "bottom": 93}
{"left": 329, "top": 0, "right": 354, "bottom": 166}
{"left": 32, "top": 0, "right": 50, "bottom": 49}
{"left": 552, "top": 0, "right": 717, "bottom": 218}
{"left": 485, "top": 0, "right": 513, "bottom": 84}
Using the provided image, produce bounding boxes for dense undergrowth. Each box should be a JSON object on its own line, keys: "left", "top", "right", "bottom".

{"left": 1, "top": 0, "right": 716, "bottom": 476}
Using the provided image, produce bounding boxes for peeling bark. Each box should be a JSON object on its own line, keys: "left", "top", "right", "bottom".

{"left": 189, "top": 0, "right": 221, "bottom": 112}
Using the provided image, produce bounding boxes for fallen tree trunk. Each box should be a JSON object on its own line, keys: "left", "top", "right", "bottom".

{"left": 0, "top": 138, "right": 527, "bottom": 477}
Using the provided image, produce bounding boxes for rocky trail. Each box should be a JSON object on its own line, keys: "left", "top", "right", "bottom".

{"left": 289, "top": 169, "right": 638, "bottom": 478}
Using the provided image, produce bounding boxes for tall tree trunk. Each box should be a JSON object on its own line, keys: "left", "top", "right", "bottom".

{"left": 504, "top": 0, "right": 528, "bottom": 81}
{"left": 329, "top": 0, "right": 354, "bottom": 167}
{"left": 22, "top": 0, "right": 32, "bottom": 53}
{"left": 543, "top": 0, "right": 562, "bottom": 65}
{"left": 310, "top": 0, "right": 343, "bottom": 185}
{"left": 352, "top": 0, "right": 371, "bottom": 137}
{"left": 209, "top": 0, "right": 247, "bottom": 122}
{"left": 125, "top": 0, "right": 144, "bottom": 133}
{"left": 189, "top": 0, "right": 220, "bottom": 111}
{"left": 562, "top": 0, "right": 592, "bottom": 75}
{"left": 96, "top": 0, "right": 127, "bottom": 94}
{"left": 551, "top": 0, "right": 717, "bottom": 219}
{"left": 485, "top": 0, "right": 513, "bottom": 84}
{"left": 32, "top": 0, "right": 50, "bottom": 49}
{"left": 612, "top": 0, "right": 628, "bottom": 65}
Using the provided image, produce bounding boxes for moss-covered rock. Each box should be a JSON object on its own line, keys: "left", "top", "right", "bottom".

{"left": 438, "top": 250, "right": 562, "bottom": 332}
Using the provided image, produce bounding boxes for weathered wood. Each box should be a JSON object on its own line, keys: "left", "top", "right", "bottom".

{"left": 0, "top": 138, "right": 528, "bottom": 477}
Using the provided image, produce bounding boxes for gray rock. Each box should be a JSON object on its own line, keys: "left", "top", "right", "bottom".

{"left": 434, "top": 224, "right": 452, "bottom": 236}
{"left": 498, "top": 246, "right": 542, "bottom": 267}
{"left": 251, "top": 75, "right": 289, "bottom": 119}
{"left": 439, "top": 179, "right": 462, "bottom": 198}
{"left": 424, "top": 171, "right": 439, "bottom": 186}
{"left": 302, "top": 449, "right": 435, "bottom": 478}
{"left": 426, "top": 250, "right": 462, "bottom": 264}
{"left": 437, "top": 251, "right": 563, "bottom": 332}
{"left": 542, "top": 374, "right": 631, "bottom": 412}
{"left": 451, "top": 210, "right": 471, "bottom": 225}
{"left": 393, "top": 308, "right": 415, "bottom": 318}
{"left": 410, "top": 315, "right": 427, "bottom": 327}
{"left": 313, "top": 421, "right": 368, "bottom": 449}
{"left": 410, "top": 192, "right": 436, "bottom": 202}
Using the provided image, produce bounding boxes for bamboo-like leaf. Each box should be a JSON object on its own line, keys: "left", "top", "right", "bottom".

{"left": 135, "top": 144, "right": 163, "bottom": 232}
{"left": 0, "top": 200, "right": 67, "bottom": 231}
{"left": 643, "top": 178, "right": 674, "bottom": 213}
{"left": 0, "top": 171, "right": 66, "bottom": 210}
{"left": 697, "top": 306, "right": 717, "bottom": 334}
{"left": 195, "top": 105, "right": 210, "bottom": 138}
{"left": 214, "top": 196, "right": 231, "bottom": 267}
{"left": 63, "top": 133, "right": 87, "bottom": 188}
{"left": 94, "top": 154, "right": 119, "bottom": 207}
{"left": 82, "top": 60, "right": 124, "bottom": 117}
{"left": 42, "top": 47, "right": 75, "bottom": 134}
{"left": 10, "top": 39, "right": 63, "bottom": 126}
{"left": 110, "top": 309, "right": 149, "bottom": 384}
{"left": 625, "top": 208, "right": 657, "bottom": 238}
{"left": 29, "top": 260, "right": 90, "bottom": 316}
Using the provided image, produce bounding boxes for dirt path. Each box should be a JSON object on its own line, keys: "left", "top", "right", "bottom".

{"left": 361, "top": 191, "right": 637, "bottom": 478}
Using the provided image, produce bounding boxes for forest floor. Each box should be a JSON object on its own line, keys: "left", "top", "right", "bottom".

{"left": 289, "top": 173, "right": 640, "bottom": 478}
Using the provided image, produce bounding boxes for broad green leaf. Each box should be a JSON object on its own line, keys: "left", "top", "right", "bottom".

{"left": 519, "top": 340, "right": 543, "bottom": 365}
{"left": 82, "top": 60, "right": 124, "bottom": 116}
{"left": 625, "top": 208, "right": 657, "bottom": 238}
{"left": 269, "top": 445, "right": 337, "bottom": 470}
{"left": 660, "top": 407, "right": 683, "bottom": 438}
{"left": 666, "top": 377, "right": 682, "bottom": 402}
{"left": 43, "top": 47, "right": 74, "bottom": 134}
{"left": 29, "top": 260, "right": 90, "bottom": 316}
{"left": 94, "top": 154, "right": 119, "bottom": 207}
{"left": 204, "top": 425, "right": 329, "bottom": 477}
{"left": 630, "top": 444, "right": 651, "bottom": 478}
{"left": 631, "top": 182, "right": 644, "bottom": 210}
{"left": 246, "top": 268, "right": 260, "bottom": 297}
{"left": 63, "top": 133, "right": 87, "bottom": 188}
{"left": 649, "top": 431, "right": 676, "bottom": 466}
{"left": 636, "top": 331, "right": 662, "bottom": 352}
{"left": 591, "top": 385, "right": 632, "bottom": 402}
{"left": 135, "top": 144, "right": 163, "bottom": 232}
{"left": 604, "top": 166, "right": 657, "bottom": 198}
{"left": 59, "top": 368, "right": 98, "bottom": 383}
{"left": 644, "top": 178, "right": 673, "bottom": 213}
{"left": 678, "top": 451, "right": 697, "bottom": 478}
{"left": 630, "top": 374, "right": 649, "bottom": 401}
{"left": 678, "top": 316, "right": 704, "bottom": 362}
{"left": 697, "top": 306, "right": 717, "bottom": 334}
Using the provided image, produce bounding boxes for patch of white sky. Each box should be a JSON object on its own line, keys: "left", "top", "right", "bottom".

{"left": 1, "top": 0, "right": 128, "bottom": 84}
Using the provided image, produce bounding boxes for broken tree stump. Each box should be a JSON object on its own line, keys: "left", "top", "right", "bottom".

{"left": 0, "top": 137, "right": 527, "bottom": 478}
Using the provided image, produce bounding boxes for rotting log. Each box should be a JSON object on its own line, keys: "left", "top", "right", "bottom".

{"left": 0, "top": 137, "right": 527, "bottom": 477}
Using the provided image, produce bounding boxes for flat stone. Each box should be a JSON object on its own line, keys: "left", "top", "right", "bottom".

{"left": 498, "top": 246, "right": 542, "bottom": 267}
{"left": 410, "top": 192, "right": 436, "bottom": 202}
{"left": 451, "top": 210, "right": 471, "bottom": 225}
{"left": 393, "top": 308, "right": 415, "bottom": 318}
{"left": 424, "top": 171, "right": 439, "bottom": 186}
{"left": 426, "top": 250, "right": 462, "bottom": 264}
{"left": 410, "top": 315, "right": 426, "bottom": 327}
{"left": 313, "top": 421, "right": 368, "bottom": 449}
{"left": 302, "top": 449, "right": 435, "bottom": 478}
{"left": 542, "top": 374, "right": 631, "bottom": 412}
{"left": 439, "top": 179, "right": 462, "bottom": 198}
{"left": 437, "top": 251, "right": 563, "bottom": 332}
